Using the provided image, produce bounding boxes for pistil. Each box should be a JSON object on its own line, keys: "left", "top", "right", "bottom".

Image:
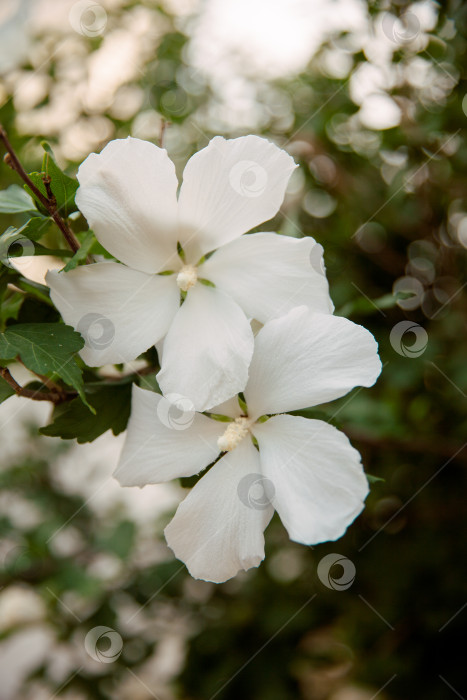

{"left": 217, "top": 417, "right": 251, "bottom": 452}
{"left": 176, "top": 264, "right": 198, "bottom": 291}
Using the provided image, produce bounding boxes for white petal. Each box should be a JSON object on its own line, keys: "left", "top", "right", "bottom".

{"left": 76, "top": 137, "right": 179, "bottom": 274}
{"left": 114, "top": 386, "right": 223, "bottom": 487}
{"left": 209, "top": 396, "right": 243, "bottom": 419}
{"left": 200, "top": 232, "right": 333, "bottom": 323}
{"left": 178, "top": 135, "right": 297, "bottom": 260}
{"left": 253, "top": 415, "right": 369, "bottom": 544}
{"left": 245, "top": 307, "right": 382, "bottom": 419}
{"left": 46, "top": 263, "right": 180, "bottom": 366}
{"left": 165, "top": 438, "right": 273, "bottom": 582}
{"left": 157, "top": 283, "right": 254, "bottom": 412}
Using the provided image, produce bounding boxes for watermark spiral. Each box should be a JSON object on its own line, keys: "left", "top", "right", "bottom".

{"left": 229, "top": 161, "right": 268, "bottom": 198}
{"left": 317, "top": 553, "right": 356, "bottom": 591}
{"left": 389, "top": 320, "right": 428, "bottom": 358}
{"left": 69, "top": 0, "right": 107, "bottom": 37}
{"left": 156, "top": 393, "right": 196, "bottom": 430}
{"left": 77, "top": 313, "right": 115, "bottom": 350}
{"left": 237, "top": 473, "right": 275, "bottom": 510}
{"left": 84, "top": 626, "right": 123, "bottom": 663}
{"left": 381, "top": 12, "right": 421, "bottom": 44}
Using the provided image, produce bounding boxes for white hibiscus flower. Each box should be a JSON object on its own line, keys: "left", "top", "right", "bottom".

{"left": 46, "top": 136, "right": 333, "bottom": 412}
{"left": 115, "top": 306, "right": 382, "bottom": 583}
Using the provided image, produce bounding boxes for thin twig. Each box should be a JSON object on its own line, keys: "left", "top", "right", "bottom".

{"left": 0, "top": 124, "right": 81, "bottom": 254}
{"left": 0, "top": 366, "right": 75, "bottom": 404}
{"left": 16, "top": 357, "right": 67, "bottom": 399}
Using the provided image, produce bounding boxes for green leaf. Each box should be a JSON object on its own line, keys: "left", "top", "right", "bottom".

{"left": 14, "top": 279, "right": 54, "bottom": 307}
{"left": 289, "top": 407, "right": 332, "bottom": 421}
{"left": 205, "top": 412, "right": 232, "bottom": 422}
{"left": 97, "top": 520, "right": 136, "bottom": 559}
{"left": 0, "top": 220, "right": 65, "bottom": 267}
{"left": 40, "top": 383, "right": 132, "bottom": 443}
{"left": 0, "top": 185, "right": 36, "bottom": 213}
{"left": 337, "top": 293, "right": 407, "bottom": 318}
{"left": 16, "top": 296, "right": 57, "bottom": 322}
{"left": 0, "top": 225, "right": 33, "bottom": 266}
{"left": 26, "top": 147, "right": 78, "bottom": 218}
{"left": 367, "top": 474, "right": 385, "bottom": 484}
{"left": 237, "top": 394, "right": 248, "bottom": 413}
{"left": 40, "top": 140, "right": 55, "bottom": 157}
{"left": 0, "top": 376, "right": 15, "bottom": 404}
{"left": 177, "top": 241, "right": 186, "bottom": 261}
{"left": 17, "top": 216, "right": 52, "bottom": 242}
{"left": 63, "top": 231, "right": 94, "bottom": 271}
{"left": 14, "top": 244, "right": 73, "bottom": 258}
{"left": 0, "top": 268, "right": 24, "bottom": 329}
{"left": 0, "top": 323, "right": 91, "bottom": 409}
{"left": 199, "top": 278, "right": 216, "bottom": 287}
{"left": 0, "top": 264, "right": 19, "bottom": 292}
{"left": 0, "top": 291, "right": 24, "bottom": 329}
{"left": 0, "top": 332, "right": 17, "bottom": 359}
{"left": 24, "top": 176, "right": 49, "bottom": 216}
{"left": 44, "top": 154, "right": 79, "bottom": 218}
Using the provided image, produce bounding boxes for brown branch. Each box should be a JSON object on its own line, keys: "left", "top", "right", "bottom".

{"left": 42, "top": 174, "right": 56, "bottom": 209}
{"left": 0, "top": 124, "right": 81, "bottom": 254}
{"left": 16, "top": 357, "right": 67, "bottom": 399}
{"left": 0, "top": 366, "right": 75, "bottom": 404}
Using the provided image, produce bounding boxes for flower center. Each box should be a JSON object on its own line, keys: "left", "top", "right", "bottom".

{"left": 176, "top": 264, "right": 198, "bottom": 292}
{"left": 217, "top": 417, "right": 251, "bottom": 452}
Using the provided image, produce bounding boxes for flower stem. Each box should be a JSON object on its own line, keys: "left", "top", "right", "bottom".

{"left": 0, "top": 124, "right": 81, "bottom": 254}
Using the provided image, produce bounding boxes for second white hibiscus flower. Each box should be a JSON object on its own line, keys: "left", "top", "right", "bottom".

{"left": 47, "top": 135, "right": 332, "bottom": 412}
{"left": 115, "top": 306, "right": 382, "bottom": 583}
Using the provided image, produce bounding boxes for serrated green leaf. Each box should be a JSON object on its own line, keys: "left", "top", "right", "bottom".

{"left": 40, "top": 383, "right": 132, "bottom": 443}
{"left": 63, "top": 231, "right": 94, "bottom": 271}
{"left": 0, "top": 185, "right": 36, "bottom": 213}
{"left": 0, "top": 323, "right": 92, "bottom": 410}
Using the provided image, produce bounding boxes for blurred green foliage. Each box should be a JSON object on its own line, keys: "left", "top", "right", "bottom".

{"left": 0, "top": 1, "right": 466, "bottom": 699}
